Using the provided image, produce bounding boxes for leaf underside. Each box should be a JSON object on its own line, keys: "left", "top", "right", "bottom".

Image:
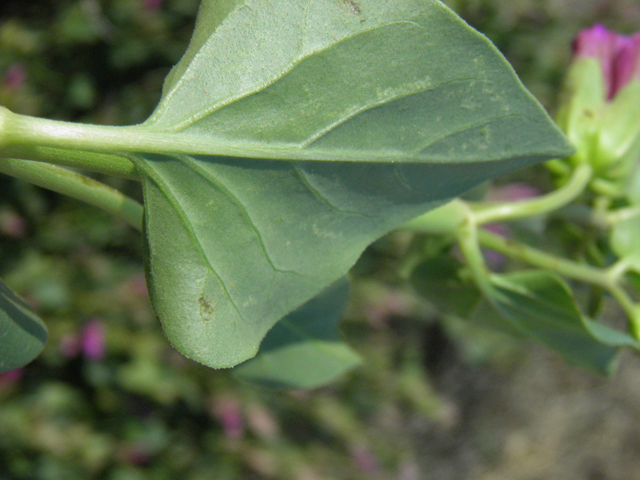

{"left": 0, "top": 278, "right": 48, "bottom": 374}
{"left": 132, "top": 0, "right": 573, "bottom": 368}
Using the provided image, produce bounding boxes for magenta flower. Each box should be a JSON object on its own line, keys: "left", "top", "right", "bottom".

{"left": 4, "top": 64, "right": 27, "bottom": 91}
{"left": 144, "top": 0, "right": 162, "bottom": 11}
{"left": 350, "top": 444, "right": 381, "bottom": 477}
{"left": 557, "top": 25, "right": 640, "bottom": 194}
{"left": 481, "top": 183, "right": 541, "bottom": 269}
{"left": 574, "top": 25, "right": 640, "bottom": 99}
{"left": 211, "top": 396, "right": 244, "bottom": 441}
{"left": 59, "top": 319, "right": 106, "bottom": 360}
{"left": 82, "top": 319, "right": 106, "bottom": 360}
{"left": 0, "top": 368, "right": 22, "bottom": 388}
{"left": 0, "top": 209, "right": 27, "bottom": 238}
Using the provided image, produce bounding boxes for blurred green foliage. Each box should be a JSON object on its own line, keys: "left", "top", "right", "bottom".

{"left": 1, "top": 0, "right": 640, "bottom": 479}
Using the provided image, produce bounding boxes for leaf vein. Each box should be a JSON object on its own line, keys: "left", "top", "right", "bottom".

{"left": 178, "top": 155, "right": 301, "bottom": 276}
{"left": 292, "top": 163, "right": 373, "bottom": 217}
{"left": 135, "top": 159, "right": 246, "bottom": 321}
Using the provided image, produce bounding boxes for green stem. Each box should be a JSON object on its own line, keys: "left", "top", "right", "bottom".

{"left": 0, "top": 158, "right": 143, "bottom": 231}
{"left": 472, "top": 163, "right": 593, "bottom": 225}
{"left": 1, "top": 145, "right": 139, "bottom": 180}
{"left": 456, "top": 206, "right": 493, "bottom": 295}
{"left": 401, "top": 199, "right": 467, "bottom": 235}
{"left": 477, "top": 229, "right": 609, "bottom": 288}
{"left": 608, "top": 284, "right": 640, "bottom": 337}
{"left": 605, "top": 205, "right": 640, "bottom": 225}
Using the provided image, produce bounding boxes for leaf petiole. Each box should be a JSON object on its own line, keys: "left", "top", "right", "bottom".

{"left": 472, "top": 163, "right": 593, "bottom": 225}
{"left": 0, "top": 158, "right": 143, "bottom": 231}
{"left": 1, "top": 145, "right": 139, "bottom": 180}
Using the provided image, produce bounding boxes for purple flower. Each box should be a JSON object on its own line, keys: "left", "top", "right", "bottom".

{"left": 4, "top": 64, "right": 27, "bottom": 91}
{"left": 0, "top": 369, "right": 22, "bottom": 388}
{"left": 574, "top": 25, "right": 640, "bottom": 99}
{"left": 144, "top": 0, "right": 162, "bottom": 11}
{"left": 350, "top": 444, "right": 381, "bottom": 477}
{"left": 82, "top": 319, "right": 105, "bottom": 360}
{"left": 0, "top": 209, "right": 27, "bottom": 238}
{"left": 59, "top": 319, "right": 106, "bottom": 360}
{"left": 484, "top": 183, "right": 540, "bottom": 203}
{"left": 211, "top": 396, "right": 244, "bottom": 441}
{"left": 481, "top": 183, "right": 541, "bottom": 269}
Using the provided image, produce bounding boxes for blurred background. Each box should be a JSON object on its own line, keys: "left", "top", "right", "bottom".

{"left": 2, "top": 1, "right": 640, "bottom": 479}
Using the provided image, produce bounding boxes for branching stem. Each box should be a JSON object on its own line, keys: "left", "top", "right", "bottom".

{"left": 0, "top": 158, "right": 143, "bottom": 231}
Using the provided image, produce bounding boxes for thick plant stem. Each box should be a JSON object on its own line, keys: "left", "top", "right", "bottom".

{"left": 472, "top": 163, "right": 593, "bottom": 225}
{"left": 401, "top": 199, "right": 467, "bottom": 235}
{"left": 1, "top": 145, "right": 139, "bottom": 180}
{"left": 0, "top": 158, "right": 143, "bottom": 231}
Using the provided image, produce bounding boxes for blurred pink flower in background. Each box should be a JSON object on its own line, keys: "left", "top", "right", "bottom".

{"left": 484, "top": 183, "right": 540, "bottom": 204}
{"left": 144, "top": 0, "right": 163, "bottom": 12}
{"left": 211, "top": 396, "right": 245, "bottom": 441}
{"left": 574, "top": 24, "right": 640, "bottom": 99}
{"left": 350, "top": 444, "right": 382, "bottom": 477}
{"left": 59, "top": 319, "right": 106, "bottom": 360}
{"left": 0, "top": 209, "right": 27, "bottom": 238}
{"left": 119, "top": 444, "right": 152, "bottom": 465}
{"left": 0, "top": 368, "right": 22, "bottom": 389}
{"left": 482, "top": 183, "right": 541, "bottom": 269}
{"left": 82, "top": 319, "right": 105, "bottom": 360}
{"left": 4, "top": 63, "right": 27, "bottom": 91}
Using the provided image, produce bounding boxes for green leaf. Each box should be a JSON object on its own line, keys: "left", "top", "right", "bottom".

{"left": 486, "top": 270, "right": 639, "bottom": 374}
{"left": 132, "top": 0, "right": 573, "bottom": 368}
{"left": 233, "top": 277, "right": 360, "bottom": 389}
{"left": 611, "top": 216, "right": 640, "bottom": 259}
{"left": 411, "top": 255, "right": 481, "bottom": 318}
{"left": 0, "top": 277, "right": 48, "bottom": 374}
{"left": 625, "top": 164, "right": 640, "bottom": 205}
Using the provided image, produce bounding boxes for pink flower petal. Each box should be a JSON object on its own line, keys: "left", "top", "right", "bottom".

{"left": 4, "top": 64, "right": 27, "bottom": 90}
{"left": 0, "top": 368, "right": 22, "bottom": 388}
{"left": 485, "top": 183, "right": 540, "bottom": 202}
{"left": 211, "top": 396, "right": 244, "bottom": 440}
{"left": 612, "top": 33, "right": 640, "bottom": 96}
{"left": 144, "top": 0, "right": 162, "bottom": 11}
{"left": 573, "top": 25, "right": 640, "bottom": 99}
{"left": 82, "top": 319, "right": 105, "bottom": 360}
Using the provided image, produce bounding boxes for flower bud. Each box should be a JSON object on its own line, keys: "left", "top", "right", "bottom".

{"left": 555, "top": 25, "right": 640, "bottom": 196}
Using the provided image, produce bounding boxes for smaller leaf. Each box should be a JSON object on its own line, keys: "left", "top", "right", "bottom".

{"left": 624, "top": 164, "right": 640, "bottom": 205}
{"left": 611, "top": 216, "right": 640, "bottom": 259}
{"left": 0, "top": 277, "right": 48, "bottom": 374}
{"left": 233, "top": 278, "right": 360, "bottom": 389}
{"left": 411, "top": 256, "right": 481, "bottom": 319}
{"left": 486, "top": 270, "right": 639, "bottom": 374}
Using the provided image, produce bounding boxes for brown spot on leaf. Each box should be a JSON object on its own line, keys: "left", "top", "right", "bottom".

{"left": 344, "top": 0, "right": 361, "bottom": 15}
{"left": 199, "top": 294, "right": 214, "bottom": 322}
